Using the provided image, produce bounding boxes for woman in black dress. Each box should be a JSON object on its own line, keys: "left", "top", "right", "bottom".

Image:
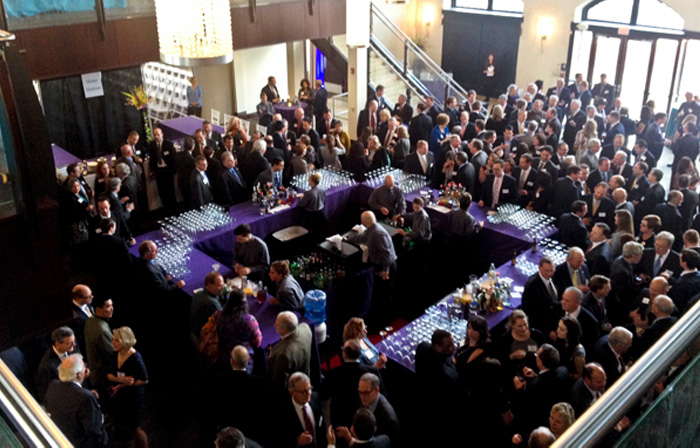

{"left": 107, "top": 327, "right": 149, "bottom": 448}
{"left": 63, "top": 178, "right": 93, "bottom": 248}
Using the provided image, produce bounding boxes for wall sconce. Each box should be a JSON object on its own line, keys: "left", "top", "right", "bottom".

{"left": 537, "top": 16, "right": 554, "bottom": 53}
{"left": 422, "top": 4, "right": 436, "bottom": 29}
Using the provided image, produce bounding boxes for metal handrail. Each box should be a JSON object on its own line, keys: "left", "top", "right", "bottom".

{"left": 369, "top": 39, "right": 431, "bottom": 103}
{"left": 0, "top": 359, "right": 71, "bottom": 447}
{"left": 553, "top": 298, "right": 700, "bottom": 447}
{"left": 331, "top": 92, "right": 349, "bottom": 119}
{"left": 369, "top": 1, "right": 469, "bottom": 103}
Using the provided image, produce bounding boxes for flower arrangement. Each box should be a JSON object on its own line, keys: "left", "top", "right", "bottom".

{"left": 122, "top": 85, "right": 151, "bottom": 110}
{"left": 122, "top": 85, "right": 154, "bottom": 143}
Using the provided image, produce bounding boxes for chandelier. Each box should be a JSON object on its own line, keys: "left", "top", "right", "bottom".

{"left": 154, "top": 0, "right": 233, "bottom": 67}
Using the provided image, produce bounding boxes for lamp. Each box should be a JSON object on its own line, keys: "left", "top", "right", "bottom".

{"left": 154, "top": 0, "right": 234, "bottom": 67}
{"left": 422, "top": 4, "right": 436, "bottom": 29}
{"left": 537, "top": 16, "right": 554, "bottom": 53}
{"left": 346, "top": 0, "right": 370, "bottom": 48}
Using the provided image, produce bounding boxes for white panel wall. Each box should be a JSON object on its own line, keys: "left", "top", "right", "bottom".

{"left": 233, "top": 44, "right": 290, "bottom": 114}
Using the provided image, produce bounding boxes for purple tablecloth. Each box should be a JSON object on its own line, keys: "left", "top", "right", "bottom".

{"left": 159, "top": 116, "right": 225, "bottom": 141}
{"left": 376, "top": 245, "right": 551, "bottom": 371}
{"left": 52, "top": 144, "right": 83, "bottom": 168}
{"left": 274, "top": 102, "right": 308, "bottom": 123}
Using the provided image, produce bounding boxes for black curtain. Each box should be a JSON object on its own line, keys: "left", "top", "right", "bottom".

{"left": 41, "top": 67, "right": 145, "bottom": 159}
{"left": 441, "top": 11, "right": 523, "bottom": 97}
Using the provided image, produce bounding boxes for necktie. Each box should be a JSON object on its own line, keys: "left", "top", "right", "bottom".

{"left": 302, "top": 404, "right": 314, "bottom": 436}
{"left": 572, "top": 270, "right": 580, "bottom": 287}
{"left": 539, "top": 162, "right": 545, "bottom": 171}
{"left": 230, "top": 168, "right": 241, "bottom": 185}
{"left": 593, "top": 199, "right": 599, "bottom": 215}
{"left": 617, "top": 354, "right": 626, "bottom": 373}
{"left": 546, "top": 280, "right": 557, "bottom": 300}
{"left": 275, "top": 171, "right": 281, "bottom": 190}
{"left": 599, "top": 300, "right": 605, "bottom": 319}
{"left": 631, "top": 177, "right": 638, "bottom": 190}
{"left": 201, "top": 171, "right": 209, "bottom": 185}
{"left": 653, "top": 256, "right": 662, "bottom": 276}
{"left": 519, "top": 170, "right": 526, "bottom": 190}
{"left": 370, "top": 114, "right": 376, "bottom": 132}
{"left": 492, "top": 176, "right": 501, "bottom": 208}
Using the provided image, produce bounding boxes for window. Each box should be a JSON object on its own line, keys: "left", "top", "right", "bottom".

{"left": 453, "top": 0, "right": 523, "bottom": 14}
{"left": 581, "top": 0, "right": 684, "bottom": 32}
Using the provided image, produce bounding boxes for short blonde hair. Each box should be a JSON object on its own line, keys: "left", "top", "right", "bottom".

{"left": 551, "top": 402, "right": 575, "bottom": 427}
{"left": 343, "top": 317, "right": 366, "bottom": 342}
{"left": 113, "top": 327, "right": 137, "bottom": 350}
{"left": 380, "top": 109, "right": 391, "bottom": 120}
{"left": 309, "top": 173, "right": 322, "bottom": 185}
{"left": 368, "top": 135, "right": 380, "bottom": 149}
{"left": 436, "top": 113, "right": 450, "bottom": 126}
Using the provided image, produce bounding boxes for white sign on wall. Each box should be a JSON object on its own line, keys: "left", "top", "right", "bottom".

{"left": 81, "top": 72, "right": 104, "bottom": 98}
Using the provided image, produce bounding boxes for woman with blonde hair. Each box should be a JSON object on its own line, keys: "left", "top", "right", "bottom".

{"left": 390, "top": 125, "right": 410, "bottom": 169}
{"left": 225, "top": 116, "right": 249, "bottom": 148}
{"left": 367, "top": 134, "right": 389, "bottom": 170}
{"left": 343, "top": 317, "right": 387, "bottom": 368}
{"left": 107, "top": 327, "right": 149, "bottom": 448}
{"left": 574, "top": 119, "right": 598, "bottom": 162}
{"left": 486, "top": 104, "right": 506, "bottom": 135}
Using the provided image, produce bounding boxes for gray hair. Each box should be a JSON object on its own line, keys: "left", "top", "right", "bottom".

{"left": 609, "top": 326, "right": 633, "bottom": 347}
{"left": 564, "top": 286, "right": 583, "bottom": 303}
{"left": 287, "top": 371, "right": 310, "bottom": 391}
{"left": 359, "top": 372, "right": 380, "bottom": 389}
{"left": 51, "top": 326, "right": 74, "bottom": 344}
{"left": 116, "top": 162, "right": 131, "bottom": 176}
{"left": 107, "top": 177, "right": 121, "bottom": 191}
{"left": 656, "top": 231, "right": 675, "bottom": 247}
{"left": 615, "top": 150, "right": 628, "bottom": 161}
{"left": 221, "top": 151, "right": 234, "bottom": 162}
{"left": 571, "top": 99, "right": 581, "bottom": 108}
{"left": 278, "top": 311, "right": 298, "bottom": 333}
{"left": 654, "top": 295, "right": 674, "bottom": 315}
{"left": 588, "top": 138, "right": 601, "bottom": 149}
{"left": 586, "top": 105, "right": 596, "bottom": 113}
{"left": 58, "top": 354, "right": 84, "bottom": 382}
{"left": 499, "top": 94, "right": 507, "bottom": 101}
{"left": 549, "top": 95, "right": 559, "bottom": 103}
{"left": 622, "top": 241, "right": 644, "bottom": 258}
{"left": 252, "top": 139, "right": 266, "bottom": 154}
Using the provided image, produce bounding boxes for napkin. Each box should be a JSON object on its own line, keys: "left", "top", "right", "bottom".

{"left": 326, "top": 234, "right": 343, "bottom": 251}
{"left": 352, "top": 224, "right": 366, "bottom": 234}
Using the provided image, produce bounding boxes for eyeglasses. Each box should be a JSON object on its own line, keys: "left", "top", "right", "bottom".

{"left": 358, "top": 389, "right": 375, "bottom": 396}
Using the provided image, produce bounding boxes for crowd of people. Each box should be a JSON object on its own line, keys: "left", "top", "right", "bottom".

{"left": 42, "top": 72, "right": 700, "bottom": 447}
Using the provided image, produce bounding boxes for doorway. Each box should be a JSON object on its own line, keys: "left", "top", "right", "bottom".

{"left": 568, "top": 29, "right": 684, "bottom": 119}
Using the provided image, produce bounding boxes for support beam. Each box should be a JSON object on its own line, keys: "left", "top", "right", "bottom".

{"left": 347, "top": 46, "right": 368, "bottom": 138}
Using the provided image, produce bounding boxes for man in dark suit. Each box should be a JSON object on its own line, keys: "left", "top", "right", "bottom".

{"left": 409, "top": 103, "right": 433, "bottom": 148}
{"left": 546, "top": 78, "right": 571, "bottom": 108}
{"left": 584, "top": 182, "right": 615, "bottom": 229}
{"left": 45, "top": 354, "right": 109, "bottom": 448}
{"left": 609, "top": 150, "right": 633, "bottom": 179}
{"left": 553, "top": 165, "right": 582, "bottom": 221}
{"left": 63, "top": 163, "right": 93, "bottom": 202}
{"left": 216, "top": 346, "right": 267, "bottom": 441}
{"left": 645, "top": 113, "right": 669, "bottom": 160}
{"left": 608, "top": 242, "right": 644, "bottom": 325}
{"left": 533, "top": 146, "right": 560, "bottom": 184}
{"left": 323, "top": 340, "right": 383, "bottom": 428}
{"left": 240, "top": 140, "right": 272, "bottom": 189}
{"left": 273, "top": 372, "right": 326, "bottom": 447}
{"left": 356, "top": 373, "right": 400, "bottom": 446}
{"left": 357, "top": 100, "right": 380, "bottom": 137}
{"left": 202, "top": 119, "right": 222, "bottom": 144}
{"left": 300, "top": 117, "right": 321, "bottom": 155}
{"left": 583, "top": 275, "right": 612, "bottom": 331}
{"left": 591, "top": 327, "right": 633, "bottom": 387}
{"left": 414, "top": 329, "right": 459, "bottom": 446}
{"left": 586, "top": 224, "right": 613, "bottom": 277}
{"left": 654, "top": 192, "right": 685, "bottom": 250}
{"left": 134, "top": 240, "right": 186, "bottom": 293}
{"left": 551, "top": 287, "right": 600, "bottom": 352}
{"left": 512, "top": 153, "right": 538, "bottom": 206}
{"left": 392, "top": 94, "right": 413, "bottom": 126}
{"left": 314, "top": 80, "right": 328, "bottom": 124}
{"left": 478, "top": 159, "right": 517, "bottom": 208}
{"left": 84, "top": 218, "right": 133, "bottom": 293}
{"left": 578, "top": 81, "right": 593, "bottom": 108}
{"left": 254, "top": 157, "right": 285, "bottom": 191}
{"left": 332, "top": 409, "right": 391, "bottom": 448}
{"left": 425, "top": 96, "right": 440, "bottom": 125}
{"left": 513, "top": 344, "right": 570, "bottom": 433}
{"left": 36, "top": 327, "right": 77, "bottom": 402}
{"left": 403, "top": 140, "right": 435, "bottom": 180}
{"left": 627, "top": 162, "right": 650, "bottom": 203}
{"left": 604, "top": 114, "right": 626, "bottom": 149}
{"left": 635, "top": 168, "right": 666, "bottom": 224}
{"left": 217, "top": 152, "right": 248, "bottom": 207}
{"left": 592, "top": 74, "right": 615, "bottom": 107}
{"left": 190, "top": 156, "right": 213, "bottom": 209}
{"left": 115, "top": 162, "right": 139, "bottom": 220}
{"left": 668, "top": 249, "right": 700, "bottom": 314}
{"left": 613, "top": 188, "right": 635, "bottom": 216}
{"left": 148, "top": 127, "right": 177, "bottom": 212}
{"left": 679, "top": 176, "right": 699, "bottom": 231}
{"left": 632, "top": 296, "right": 678, "bottom": 360}
{"left": 469, "top": 139, "right": 488, "bottom": 173}
{"left": 93, "top": 194, "right": 134, "bottom": 247}
{"left": 261, "top": 76, "right": 280, "bottom": 103}
{"left": 568, "top": 73, "right": 583, "bottom": 99}
{"left": 453, "top": 151, "right": 476, "bottom": 194}
{"left": 522, "top": 257, "right": 559, "bottom": 332}
{"left": 601, "top": 133, "right": 630, "bottom": 161}
{"left": 552, "top": 248, "right": 591, "bottom": 297}
{"left": 569, "top": 363, "right": 607, "bottom": 417}
{"left": 672, "top": 122, "right": 700, "bottom": 178}
{"left": 176, "top": 137, "right": 196, "bottom": 209}
{"left": 559, "top": 200, "right": 589, "bottom": 250}
{"left": 69, "top": 284, "right": 94, "bottom": 355}
{"left": 563, "top": 99, "right": 587, "bottom": 151}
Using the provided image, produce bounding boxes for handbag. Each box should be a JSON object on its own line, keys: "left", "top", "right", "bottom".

{"left": 199, "top": 311, "right": 220, "bottom": 362}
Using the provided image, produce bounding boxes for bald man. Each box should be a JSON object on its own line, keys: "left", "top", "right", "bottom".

{"left": 569, "top": 363, "right": 607, "bottom": 417}
{"left": 632, "top": 295, "right": 678, "bottom": 358}
{"left": 368, "top": 175, "right": 406, "bottom": 221}
{"left": 70, "top": 285, "right": 94, "bottom": 354}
